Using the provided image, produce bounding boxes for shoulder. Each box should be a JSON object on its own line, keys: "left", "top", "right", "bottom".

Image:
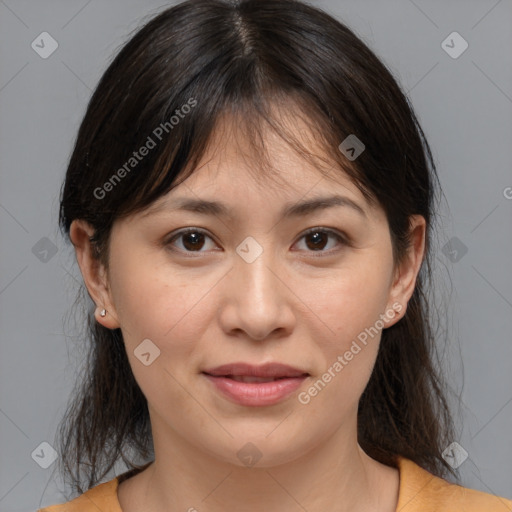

{"left": 37, "top": 462, "right": 152, "bottom": 512}
{"left": 397, "top": 457, "right": 512, "bottom": 512}
{"left": 37, "top": 477, "right": 121, "bottom": 512}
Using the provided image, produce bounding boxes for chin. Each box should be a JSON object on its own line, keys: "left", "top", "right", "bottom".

{"left": 208, "top": 432, "right": 314, "bottom": 469}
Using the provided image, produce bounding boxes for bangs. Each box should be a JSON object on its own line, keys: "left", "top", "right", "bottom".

{"left": 112, "top": 87, "right": 377, "bottom": 223}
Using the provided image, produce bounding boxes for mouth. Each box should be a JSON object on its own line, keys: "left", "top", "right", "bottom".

{"left": 202, "top": 361, "right": 309, "bottom": 379}
{"left": 201, "top": 362, "right": 310, "bottom": 406}
{"left": 211, "top": 375, "right": 300, "bottom": 383}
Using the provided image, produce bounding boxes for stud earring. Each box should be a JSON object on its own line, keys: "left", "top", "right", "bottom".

{"left": 100, "top": 308, "right": 107, "bottom": 317}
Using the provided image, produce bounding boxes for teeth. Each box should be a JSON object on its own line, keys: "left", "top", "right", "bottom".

{"left": 229, "top": 376, "right": 282, "bottom": 383}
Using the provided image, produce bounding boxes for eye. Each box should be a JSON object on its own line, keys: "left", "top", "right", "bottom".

{"left": 293, "top": 227, "right": 348, "bottom": 255}
{"left": 165, "top": 227, "right": 349, "bottom": 256}
{"left": 166, "top": 228, "right": 218, "bottom": 254}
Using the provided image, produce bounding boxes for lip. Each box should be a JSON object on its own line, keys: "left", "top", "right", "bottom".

{"left": 202, "top": 362, "right": 308, "bottom": 378}
{"left": 202, "top": 362, "right": 310, "bottom": 407}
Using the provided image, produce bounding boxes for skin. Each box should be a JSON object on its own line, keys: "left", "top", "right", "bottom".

{"left": 70, "top": 110, "right": 426, "bottom": 512}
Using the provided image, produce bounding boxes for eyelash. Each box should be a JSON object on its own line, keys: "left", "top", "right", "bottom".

{"left": 165, "top": 227, "right": 350, "bottom": 257}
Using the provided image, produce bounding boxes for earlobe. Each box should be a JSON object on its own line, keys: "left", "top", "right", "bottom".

{"left": 92, "top": 305, "right": 119, "bottom": 328}
{"left": 69, "top": 219, "right": 120, "bottom": 329}
{"left": 385, "top": 215, "right": 426, "bottom": 327}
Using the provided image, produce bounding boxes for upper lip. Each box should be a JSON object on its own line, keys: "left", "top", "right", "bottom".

{"left": 202, "top": 362, "right": 309, "bottom": 378}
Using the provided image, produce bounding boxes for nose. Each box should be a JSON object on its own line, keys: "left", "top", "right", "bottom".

{"left": 218, "top": 247, "right": 296, "bottom": 342}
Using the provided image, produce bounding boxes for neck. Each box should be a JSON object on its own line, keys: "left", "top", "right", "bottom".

{"left": 137, "top": 413, "right": 399, "bottom": 512}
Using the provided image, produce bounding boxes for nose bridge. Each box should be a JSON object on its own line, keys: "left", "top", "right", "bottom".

{"left": 235, "top": 234, "right": 279, "bottom": 305}
{"left": 221, "top": 233, "right": 294, "bottom": 340}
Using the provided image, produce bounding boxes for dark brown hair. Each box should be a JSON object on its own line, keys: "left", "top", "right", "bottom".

{"left": 54, "top": 0, "right": 460, "bottom": 497}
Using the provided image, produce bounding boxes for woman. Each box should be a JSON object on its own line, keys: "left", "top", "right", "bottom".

{"left": 38, "top": 0, "right": 512, "bottom": 510}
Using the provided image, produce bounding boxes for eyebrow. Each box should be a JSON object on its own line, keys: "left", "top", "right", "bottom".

{"left": 143, "top": 194, "right": 367, "bottom": 220}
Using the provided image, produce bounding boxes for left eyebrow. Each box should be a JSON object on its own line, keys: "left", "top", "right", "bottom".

{"left": 280, "top": 194, "right": 367, "bottom": 219}
{"left": 142, "top": 194, "right": 367, "bottom": 220}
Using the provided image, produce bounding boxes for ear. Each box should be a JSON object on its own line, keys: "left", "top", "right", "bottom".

{"left": 384, "top": 214, "right": 426, "bottom": 327}
{"left": 69, "top": 219, "right": 120, "bottom": 329}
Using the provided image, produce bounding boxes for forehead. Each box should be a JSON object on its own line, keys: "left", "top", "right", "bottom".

{"left": 177, "top": 104, "right": 364, "bottom": 201}
{"left": 119, "top": 103, "right": 390, "bottom": 234}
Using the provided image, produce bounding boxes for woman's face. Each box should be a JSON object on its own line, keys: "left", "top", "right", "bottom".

{"left": 74, "top": 113, "right": 424, "bottom": 468}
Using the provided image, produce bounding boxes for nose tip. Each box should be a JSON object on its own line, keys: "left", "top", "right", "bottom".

{"left": 217, "top": 245, "right": 297, "bottom": 341}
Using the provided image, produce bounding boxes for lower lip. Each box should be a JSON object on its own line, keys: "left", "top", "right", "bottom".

{"left": 203, "top": 374, "right": 308, "bottom": 406}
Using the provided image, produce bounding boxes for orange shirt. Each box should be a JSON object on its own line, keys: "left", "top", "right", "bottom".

{"left": 38, "top": 457, "right": 512, "bottom": 511}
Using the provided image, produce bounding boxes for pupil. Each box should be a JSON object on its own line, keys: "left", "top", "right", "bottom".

{"left": 183, "top": 232, "right": 204, "bottom": 251}
{"left": 307, "top": 231, "right": 327, "bottom": 250}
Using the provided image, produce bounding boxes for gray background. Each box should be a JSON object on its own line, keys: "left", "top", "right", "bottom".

{"left": 1, "top": 0, "right": 511, "bottom": 510}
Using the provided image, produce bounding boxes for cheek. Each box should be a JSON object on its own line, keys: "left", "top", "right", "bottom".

{"left": 108, "top": 264, "right": 209, "bottom": 418}
{"left": 298, "top": 289, "right": 384, "bottom": 420}
{"left": 109, "top": 255, "right": 216, "bottom": 367}
{"left": 294, "top": 257, "right": 391, "bottom": 406}
{"left": 302, "top": 259, "right": 392, "bottom": 346}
